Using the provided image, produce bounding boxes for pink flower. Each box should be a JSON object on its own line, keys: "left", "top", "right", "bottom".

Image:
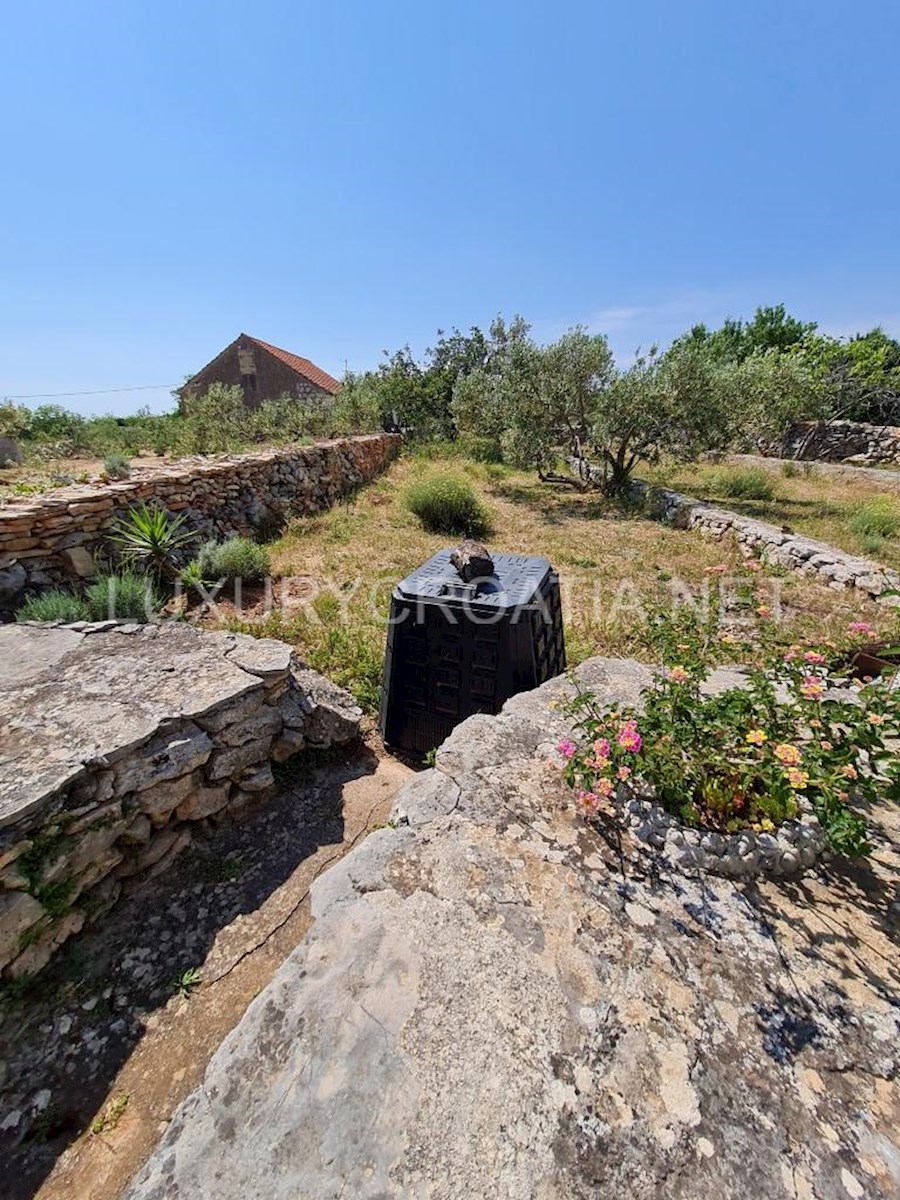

{"left": 557, "top": 738, "right": 576, "bottom": 760}
{"left": 595, "top": 777, "right": 615, "bottom": 798}
{"left": 784, "top": 645, "right": 802, "bottom": 662}
{"left": 617, "top": 765, "right": 632, "bottom": 781}
{"left": 617, "top": 720, "right": 642, "bottom": 753}
{"left": 668, "top": 666, "right": 689, "bottom": 683}
{"left": 801, "top": 676, "right": 824, "bottom": 700}
{"left": 803, "top": 651, "right": 826, "bottom": 665}
{"left": 592, "top": 737, "right": 611, "bottom": 760}
{"left": 847, "top": 622, "right": 873, "bottom": 636}
{"left": 576, "top": 791, "right": 600, "bottom": 816}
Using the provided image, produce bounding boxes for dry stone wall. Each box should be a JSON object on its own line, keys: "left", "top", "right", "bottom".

{"left": 635, "top": 481, "right": 900, "bottom": 602}
{"left": 0, "top": 624, "right": 362, "bottom": 979}
{"left": 0, "top": 433, "right": 400, "bottom": 612}
{"left": 780, "top": 419, "right": 900, "bottom": 464}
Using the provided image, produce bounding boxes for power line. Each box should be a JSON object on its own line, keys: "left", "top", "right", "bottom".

{"left": 5, "top": 383, "right": 178, "bottom": 401}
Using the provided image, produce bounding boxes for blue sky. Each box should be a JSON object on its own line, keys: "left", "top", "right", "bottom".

{"left": 2, "top": 1, "right": 899, "bottom": 415}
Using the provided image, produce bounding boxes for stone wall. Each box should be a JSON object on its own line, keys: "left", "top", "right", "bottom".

{"left": 0, "top": 624, "right": 362, "bottom": 979}
{"left": 0, "top": 433, "right": 400, "bottom": 613}
{"left": 780, "top": 419, "right": 900, "bottom": 464}
{"left": 635, "top": 480, "right": 900, "bottom": 601}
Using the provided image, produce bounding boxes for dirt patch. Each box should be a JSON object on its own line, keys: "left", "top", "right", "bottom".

{"left": 0, "top": 735, "right": 413, "bottom": 1200}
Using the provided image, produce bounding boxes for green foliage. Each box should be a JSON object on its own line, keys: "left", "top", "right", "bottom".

{"left": 197, "top": 536, "right": 271, "bottom": 582}
{"left": 847, "top": 497, "right": 900, "bottom": 541}
{"left": 404, "top": 472, "right": 491, "bottom": 537}
{"left": 674, "top": 304, "right": 817, "bottom": 363}
{"left": 706, "top": 466, "right": 775, "bottom": 501}
{"left": 453, "top": 319, "right": 614, "bottom": 475}
{"left": 179, "top": 558, "right": 214, "bottom": 594}
{"left": 110, "top": 502, "right": 195, "bottom": 578}
{"left": 90, "top": 1093, "right": 130, "bottom": 1137}
{"left": 102, "top": 453, "right": 131, "bottom": 480}
{"left": 84, "top": 571, "right": 160, "bottom": 621}
{"left": 561, "top": 621, "right": 897, "bottom": 856}
{"left": 172, "top": 967, "right": 202, "bottom": 998}
{"left": 16, "top": 591, "right": 90, "bottom": 623}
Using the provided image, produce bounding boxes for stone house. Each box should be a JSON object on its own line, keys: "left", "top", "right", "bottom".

{"left": 179, "top": 333, "right": 341, "bottom": 410}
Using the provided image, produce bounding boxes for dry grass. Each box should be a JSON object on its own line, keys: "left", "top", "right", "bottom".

{"left": 647, "top": 459, "right": 900, "bottom": 570}
{"left": 215, "top": 451, "right": 890, "bottom": 712}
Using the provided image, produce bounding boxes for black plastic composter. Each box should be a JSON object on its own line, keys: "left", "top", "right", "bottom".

{"left": 379, "top": 543, "right": 566, "bottom": 754}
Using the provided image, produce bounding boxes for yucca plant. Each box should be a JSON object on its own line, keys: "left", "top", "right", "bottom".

{"left": 109, "top": 502, "right": 195, "bottom": 580}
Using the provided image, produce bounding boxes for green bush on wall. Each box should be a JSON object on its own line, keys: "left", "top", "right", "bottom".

{"left": 197, "top": 537, "right": 271, "bottom": 582}
{"left": 16, "top": 591, "right": 90, "bottom": 623}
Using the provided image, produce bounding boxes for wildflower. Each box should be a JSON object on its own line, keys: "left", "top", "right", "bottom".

{"left": 760, "top": 818, "right": 775, "bottom": 832}
{"left": 668, "top": 666, "right": 689, "bottom": 683}
{"left": 616, "top": 720, "right": 642, "bottom": 753}
{"left": 576, "top": 791, "right": 600, "bottom": 816}
{"left": 595, "top": 777, "right": 615, "bottom": 798}
{"left": 617, "top": 765, "right": 632, "bottom": 781}
{"left": 803, "top": 651, "right": 826, "bottom": 665}
{"left": 705, "top": 564, "right": 728, "bottom": 575}
{"left": 592, "top": 737, "right": 611, "bottom": 760}
{"left": 841, "top": 764, "right": 858, "bottom": 780}
{"left": 838, "top": 791, "right": 849, "bottom": 803}
{"left": 819, "top": 740, "right": 833, "bottom": 751}
{"left": 847, "top": 621, "right": 873, "bottom": 636}
{"left": 868, "top": 713, "right": 886, "bottom": 726}
{"left": 774, "top": 743, "right": 802, "bottom": 765}
{"left": 756, "top": 604, "right": 772, "bottom": 618}
{"left": 746, "top": 729, "right": 767, "bottom": 746}
{"left": 557, "top": 738, "right": 576, "bottom": 760}
{"left": 786, "top": 767, "right": 809, "bottom": 790}
{"left": 801, "top": 675, "right": 824, "bottom": 700}
{"left": 784, "top": 645, "right": 802, "bottom": 662}
{"left": 746, "top": 560, "right": 762, "bottom": 572}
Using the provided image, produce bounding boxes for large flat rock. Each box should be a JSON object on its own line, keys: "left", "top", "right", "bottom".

{"left": 0, "top": 624, "right": 293, "bottom": 826}
{"left": 125, "top": 659, "right": 900, "bottom": 1200}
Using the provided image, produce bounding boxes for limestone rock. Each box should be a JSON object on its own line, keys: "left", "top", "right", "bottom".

{"left": 0, "top": 891, "right": 46, "bottom": 970}
{"left": 126, "top": 657, "right": 900, "bottom": 1200}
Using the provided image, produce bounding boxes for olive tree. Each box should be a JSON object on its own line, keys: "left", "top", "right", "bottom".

{"left": 452, "top": 322, "right": 613, "bottom": 476}
{"left": 585, "top": 345, "right": 736, "bottom": 495}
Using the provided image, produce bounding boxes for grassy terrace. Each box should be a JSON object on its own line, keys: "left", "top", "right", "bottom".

{"left": 214, "top": 452, "right": 892, "bottom": 713}
{"left": 646, "top": 460, "right": 900, "bottom": 571}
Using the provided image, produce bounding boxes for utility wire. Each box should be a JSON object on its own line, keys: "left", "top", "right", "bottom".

{"left": 5, "top": 383, "right": 177, "bottom": 400}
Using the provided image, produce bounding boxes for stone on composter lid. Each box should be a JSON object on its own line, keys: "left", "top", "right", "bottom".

{"left": 450, "top": 539, "right": 494, "bottom": 583}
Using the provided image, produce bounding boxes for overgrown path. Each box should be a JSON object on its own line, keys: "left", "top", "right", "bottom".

{"left": 1, "top": 736, "right": 412, "bottom": 1200}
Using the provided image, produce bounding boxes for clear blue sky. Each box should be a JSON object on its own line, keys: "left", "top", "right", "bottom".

{"left": 2, "top": 0, "right": 899, "bottom": 415}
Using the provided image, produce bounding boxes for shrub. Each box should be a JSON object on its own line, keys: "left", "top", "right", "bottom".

{"left": 404, "top": 473, "right": 491, "bottom": 537}
{"left": 706, "top": 466, "right": 775, "bottom": 501}
{"left": 16, "top": 591, "right": 90, "bottom": 623}
{"left": 197, "top": 537, "right": 271, "bottom": 582}
{"left": 847, "top": 497, "right": 900, "bottom": 541}
{"left": 102, "top": 454, "right": 131, "bottom": 480}
{"left": 110, "top": 502, "right": 195, "bottom": 579}
{"left": 84, "top": 572, "right": 159, "bottom": 621}
{"left": 560, "top": 628, "right": 900, "bottom": 858}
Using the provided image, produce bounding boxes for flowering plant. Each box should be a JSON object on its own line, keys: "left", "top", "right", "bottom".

{"left": 560, "top": 621, "right": 900, "bottom": 858}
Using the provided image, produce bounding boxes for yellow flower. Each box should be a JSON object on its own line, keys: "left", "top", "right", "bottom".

{"left": 760, "top": 818, "right": 775, "bottom": 832}
{"left": 774, "top": 743, "right": 802, "bottom": 766}
{"left": 746, "top": 729, "right": 767, "bottom": 746}
{"left": 786, "top": 767, "right": 809, "bottom": 790}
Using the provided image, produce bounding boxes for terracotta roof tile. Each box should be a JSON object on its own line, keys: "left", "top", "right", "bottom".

{"left": 249, "top": 337, "right": 342, "bottom": 395}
